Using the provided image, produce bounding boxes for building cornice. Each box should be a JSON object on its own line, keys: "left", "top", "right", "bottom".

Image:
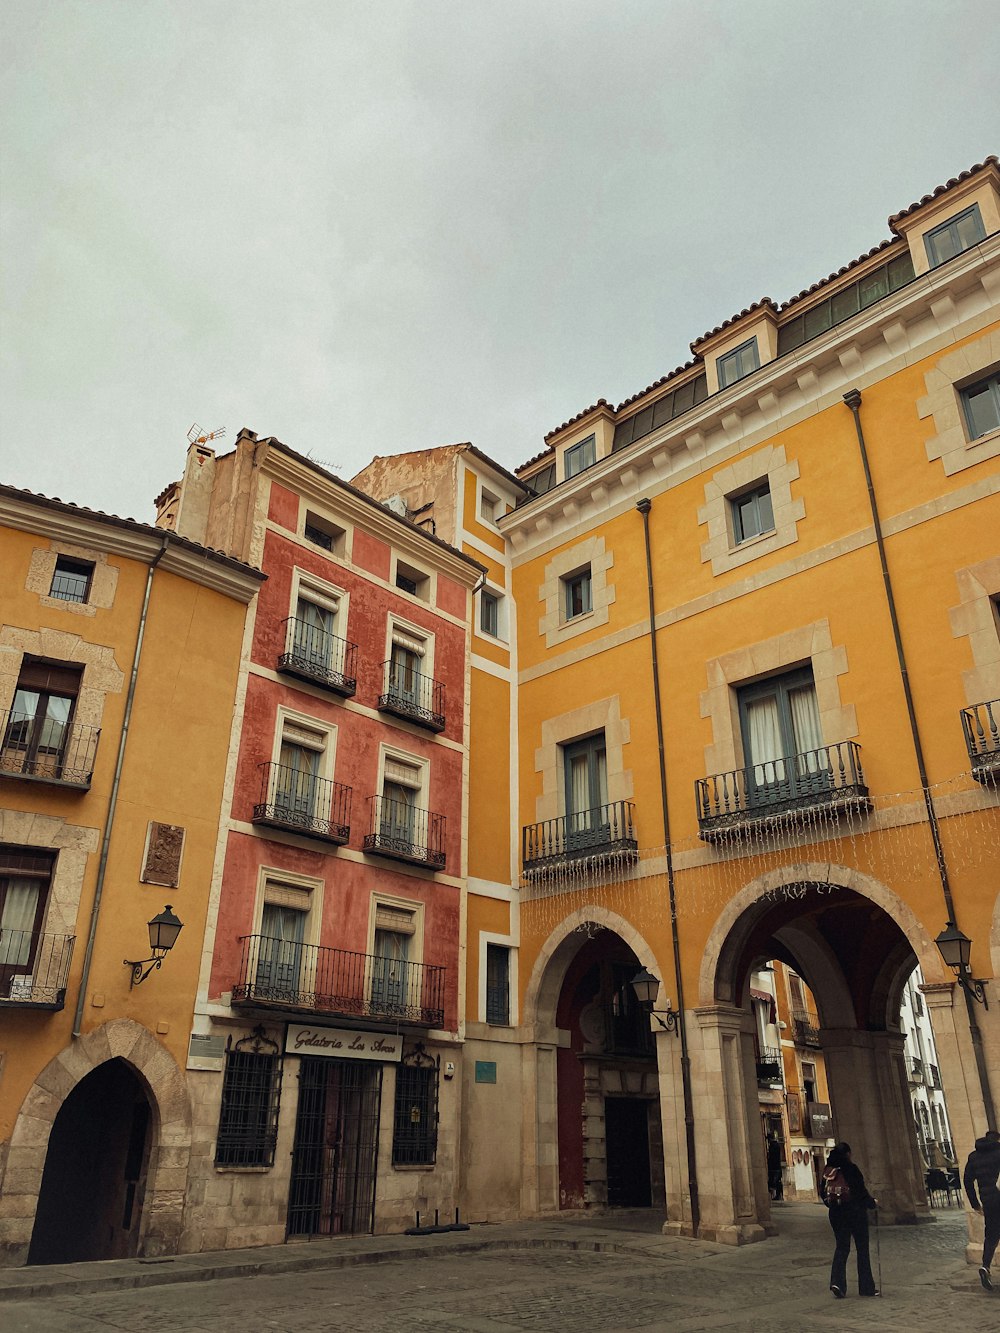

{"left": 503, "top": 233, "right": 1000, "bottom": 557}
{"left": 261, "top": 443, "right": 486, "bottom": 588}
{"left": 0, "top": 488, "right": 265, "bottom": 603}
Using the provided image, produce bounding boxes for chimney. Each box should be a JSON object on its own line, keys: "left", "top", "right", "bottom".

{"left": 174, "top": 443, "right": 217, "bottom": 545}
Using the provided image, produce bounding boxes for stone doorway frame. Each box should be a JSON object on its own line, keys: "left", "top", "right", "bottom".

{"left": 1, "top": 1019, "right": 192, "bottom": 1266}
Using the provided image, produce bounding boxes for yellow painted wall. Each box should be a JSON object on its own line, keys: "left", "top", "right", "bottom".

{"left": 0, "top": 527, "right": 249, "bottom": 1141}
{"left": 462, "top": 468, "right": 506, "bottom": 554}
{"left": 467, "top": 668, "right": 512, "bottom": 885}
{"left": 511, "top": 319, "right": 1000, "bottom": 1013}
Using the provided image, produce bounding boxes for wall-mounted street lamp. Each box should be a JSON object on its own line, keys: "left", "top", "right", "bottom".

{"left": 631, "top": 968, "right": 681, "bottom": 1036}
{"left": 935, "top": 921, "right": 988, "bottom": 1008}
{"left": 124, "top": 905, "right": 183, "bottom": 988}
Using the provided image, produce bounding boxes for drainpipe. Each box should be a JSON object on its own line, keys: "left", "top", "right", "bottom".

{"left": 636, "top": 497, "right": 700, "bottom": 1237}
{"left": 842, "top": 390, "right": 995, "bottom": 1130}
{"left": 72, "top": 537, "right": 169, "bottom": 1037}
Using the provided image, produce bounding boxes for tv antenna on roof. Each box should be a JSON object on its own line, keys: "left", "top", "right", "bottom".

{"left": 187, "top": 424, "right": 226, "bottom": 447}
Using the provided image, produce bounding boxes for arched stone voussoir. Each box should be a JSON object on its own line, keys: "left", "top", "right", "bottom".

{"left": 522, "top": 903, "right": 667, "bottom": 1029}
{"left": 698, "top": 862, "right": 947, "bottom": 1009}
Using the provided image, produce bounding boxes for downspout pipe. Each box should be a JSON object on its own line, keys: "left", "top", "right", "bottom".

{"left": 636, "top": 497, "right": 700, "bottom": 1237}
{"left": 72, "top": 536, "right": 169, "bottom": 1038}
{"left": 843, "top": 389, "right": 995, "bottom": 1130}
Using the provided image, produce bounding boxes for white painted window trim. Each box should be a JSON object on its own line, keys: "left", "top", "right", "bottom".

{"left": 376, "top": 741, "right": 429, "bottom": 812}
{"left": 290, "top": 567, "right": 350, "bottom": 636}
{"left": 479, "top": 931, "right": 518, "bottom": 1026}
{"left": 271, "top": 705, "right": 338, "bottom": 785}
{"left": 252, "top": 863, "right": 325, "bottom": 951}
{"left": 385, "top": 613, "right": 435, "bottom": 678}
{"left": 298, "top": 500, "right": 352, "bottom": 561}
{"left": 477, "top": 583, "right": 508, "bottom": 643}
{"left": 478, "top": 480, "right": 503, "bottom": 529}
{"left": 366, "top": 889, "right": 425, "bottom": 966}
{"left": 390, "top": 551, "right": 436, "bottom": 606}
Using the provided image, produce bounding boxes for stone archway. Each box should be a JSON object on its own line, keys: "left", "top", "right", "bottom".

{"left": 1, "top": 1019, "right": 192, "bottom": 1266}
{"left": 520, "top": 907, "right": 673, "bottom": 1218}
{"left": 690, "top": 865, "right": 947, "bottom": 1240}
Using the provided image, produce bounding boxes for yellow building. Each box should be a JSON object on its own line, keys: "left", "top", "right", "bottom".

{"left": 0, "top": 485, "right": 262, "bottom": 1265}
{"left": 497, "top": 157, "right": 999, "bottom": 1244}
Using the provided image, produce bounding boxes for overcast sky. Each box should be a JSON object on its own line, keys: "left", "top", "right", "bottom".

{"left": 2, "top": 1, "right": 998, "bottom": 522}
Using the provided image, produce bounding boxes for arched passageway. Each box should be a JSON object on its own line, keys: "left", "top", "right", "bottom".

{"left": 705, "top": 880, "right": 932, "bottom": 1238}
{"left": 28, "top": 1058, "right": 153, "bottom": 1265}
{"left": 523, "top": 913, "right": 668, "bottom": 1216}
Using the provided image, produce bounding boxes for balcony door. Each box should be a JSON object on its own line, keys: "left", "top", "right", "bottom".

{"left": 388, "top": 642, "right": 420, "bottom": 707}
{"left": 255, "top": 903, "right": 305, "bottom": 999}
{"left": 0, "top": 850, "right": 51, "bottom": 997}
{"left": 1, "top": 660, "right": 81, "bottom": 781}
{"left": 294, "top": 597, "right": 336, "bottom": 674}
{"left": 276, "top": 740, "right": 320, "bottom": 822}
{"left": 380, "top": 779, "right": 416, "bottom": 848}
{"left": 371, "top": 927, "right": 410, "bottom": 1015}
{"left": 563, "top": 734, "right": 608, "bottom": 853}
{"left": 737, "top": 669, "right": 826, "bottom": 809}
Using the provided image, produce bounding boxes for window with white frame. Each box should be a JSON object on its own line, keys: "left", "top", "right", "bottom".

{"left": 253, "top": 877, "right": 315, "bottom": 1000}
{"left": 479, "top": 587, "right": 506, "bottom": 640}
{"left": 730, "top": 481, "right": 775, "bottom": 545}
{"left": 480, "top": 486, "right": 501, "bottom": 523}
{"left": 388, "top": 622, "right": 431, "bottom": 706}
{"left": 289, "top": 578, "right": 348, "bottom": 678}
{"left": 379, "top": 753, "right": 425, "bottom": 850}
{"left": 371, "top": 899, "right": 419, "bottom": 1015}
{"left": 272, "top": 717, "right": 330, "bottom": 823}
{"left": 961, "top": 371, "right": 1000, "bottom": 442}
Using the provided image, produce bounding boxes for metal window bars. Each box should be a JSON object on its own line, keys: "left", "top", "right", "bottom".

{"left": 277, "top": 617, "right": 358, "bottom": 697}
{"left": 522, "top": 800, "right": 638, "bottom": 874}
{"left": 251, "top": 761, "right": 352, "bottom": 843}
{"left": 0, "top": 929, "right": 75, "bottom": 1009}
{"left": 362, "top": 795, "right": 446, "bottom": 869}
{"left": 0, "top": 709, "right": 100, "bottom": 788}
{"left": 377, "top": 661, "right": 446, "bottom": 732}
{"left": 961, "top": 699, "right": 1000, "bottom": 782}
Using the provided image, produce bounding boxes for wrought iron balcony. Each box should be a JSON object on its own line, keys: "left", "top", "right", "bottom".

{"left": 362, "top": 795, "right": 446, "bottom": 869}
{"left": 0, "top": 709, "right": 100, "bottom": 790}
{"left": 961, "top": 699, "right": 1000, "bottom": 782}
{"left": 377, "top": 661, "right": 445, "bottom": 732}
{"left": 792, "top": 1012, "right": 820, "bottom": 1047}
{"left": 695, "top": 741, "right": 870, "bottom": 840}
{"left": 522, "top": 801, "right": 638, "bottom": 875}
{"left": 277, "top": 617, "right": 358, "bottom": 697}
{"left": 232, "top": 933, "right": 445, "bottom": 1027}
{"left": 251, "top": 761, "right": 351, "bottom": 843}
{"left": 0, "top": 930, "right": 75, "bottom": 1010}
{"left": 756, "top": 1046, "right": 784, "bottom": 1086}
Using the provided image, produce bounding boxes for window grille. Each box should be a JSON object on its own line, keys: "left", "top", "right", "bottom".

{"left": 215, "top": 1027, "right": 282, "bottom": 1167}
{"left": 392, "top": 1046, "right": 439, "bottom": 1166}
{"left": 49, "top": 557, "right": 94, "bottom": 604}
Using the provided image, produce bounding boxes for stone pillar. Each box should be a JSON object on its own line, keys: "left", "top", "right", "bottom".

{"left": 923, "top": 982, "right": 992, "bottom": 1265}
{"left": 581, "top": 1059, "right": 607, "bottom": 1206}
{"left": 819, "top": 1028, "right": 928, "bottom": 1222}
{"left": 655, "top": 1023, "right": 689, "bottom": 1233}
{"left": 521, "top": 1035, "right": 561, "bottom": 1215}
{"left": 675, "top": 1005, "right": 771, "bottom": 1245}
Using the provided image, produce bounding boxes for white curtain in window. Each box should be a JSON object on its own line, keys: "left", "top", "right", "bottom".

{"left": 568, "top": 753, "right": 590, "bottom": 821}
{"left": 0, "top": 878, "right": 40, "bottom": 967}
{"left": 745, "top": 695, "right": 783, "bottom": 780}
{"left": 789, "top": 685, "right": 824, "bottom": 773}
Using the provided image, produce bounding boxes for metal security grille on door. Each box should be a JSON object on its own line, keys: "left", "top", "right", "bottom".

{"left": 287, "top": 1058, "right": 382, "bottom": 1238}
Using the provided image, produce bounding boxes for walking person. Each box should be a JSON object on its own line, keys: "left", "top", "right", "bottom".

{"left": 962, "top": 1128, "right": 1000, "bottom": 1291}
{"left": 821, "top": 1141, "right": 879, "bottom": 1298}
{"left": 766, "top": 1134, "right": 783, "bottom": 1202}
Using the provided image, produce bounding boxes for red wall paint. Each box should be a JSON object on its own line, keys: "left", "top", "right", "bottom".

{"left": 212, "top": 510, "right": 469, "bottom": 1033}
{"left": 352, "top": 529, "right": 391, "bottom": 581}
{"left": 436, "top": 574, "right": 467, "bottom": 620}
{"left": 268, "top": 482, "right": 299, "bottom": 530}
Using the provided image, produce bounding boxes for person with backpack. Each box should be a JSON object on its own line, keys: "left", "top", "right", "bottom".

{"left": 962, "top": 1128, "right": 1000, "bottom": 1290}
{"left": 821, "top": 1141, "right": 879, "bottom": 1298}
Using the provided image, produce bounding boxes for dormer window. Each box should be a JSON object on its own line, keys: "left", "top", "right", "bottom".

{"left": 924, "top": 204, "right": 986, "bottom": 268}
{"left": 717, "top": 337, "right": 760, "bottom": 390}
{"left": 564, "top": 435, "right": 596, "bottom": 480}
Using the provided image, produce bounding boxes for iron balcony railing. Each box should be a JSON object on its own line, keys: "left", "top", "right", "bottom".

{"left": 232, "top": 933, "right": 446, "bottom": 1027}
{"left": 251, "top": 761, "right": 351, "bottom": 843}
{"left": 0, "top": 709, "right": 100, "bottom": 789}
{"left": 695, "top": 741, "right": 870, "bottom": 840}
{"left": 277, "top": 617, "right": 358, "bottom": 697}
{"left": 362, "top": 795, "right": 446, "bottom": 869}
{"left": 377, "top": 661, "right": 446, "bottom": 732}
{"left": 961, "top": 699, "right": 1000, "bottom": 782}
{"left": 755, "top": 1046, "right": 784, "bottom": 1086}
{"left": 792, "top": 1012, "right": 820, "bottom": 1047}
{"left": 522, "top": 800, "right": 638, "bottom": 874}
{"left": 0, "top": 929, "right": 75, "bottom": 1010}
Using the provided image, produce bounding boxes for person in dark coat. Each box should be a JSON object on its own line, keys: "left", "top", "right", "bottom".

{"left": 766, "top": 1135, "right": 783, "bottom": 1201}
{"left": 962, "top": 1129, "right": 1000, "bottom": 1290}
{"left": 821, "top": 1141, "right": 878, "bottom": 1298}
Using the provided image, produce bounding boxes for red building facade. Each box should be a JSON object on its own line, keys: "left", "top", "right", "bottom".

{"left": 154, "top": 430, "right": 483, "bottom": 1248}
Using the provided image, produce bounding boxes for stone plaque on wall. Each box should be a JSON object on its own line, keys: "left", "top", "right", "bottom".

{"left": 141, "top": 822, "right": 185, "bottom": 887}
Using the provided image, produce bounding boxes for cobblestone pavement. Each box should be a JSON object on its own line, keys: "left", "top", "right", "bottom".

{"left": 2, "top": 1204, "right": 995, "bottom": 1332}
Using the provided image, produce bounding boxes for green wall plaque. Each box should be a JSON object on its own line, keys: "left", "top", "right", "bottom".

{"left": 475, "top": 1060, "right": 497, "bottom": 1084}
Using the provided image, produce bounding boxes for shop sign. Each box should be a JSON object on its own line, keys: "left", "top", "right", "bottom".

{"left": 807, "top": 1101, "right": 832, "bottom": 1139}
{"left": 285, "top": 1024, "right": 402, "bottom": 1062}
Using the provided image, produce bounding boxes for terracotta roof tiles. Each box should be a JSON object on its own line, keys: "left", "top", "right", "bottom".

{"left": 542, "top": 398, "right": 611, "bottom": 444}
{"left": 690, "top": 298, "right": 778, "bottom": 351}
{"left": 888, "top": 156, "right": 998, "bottom": 232}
